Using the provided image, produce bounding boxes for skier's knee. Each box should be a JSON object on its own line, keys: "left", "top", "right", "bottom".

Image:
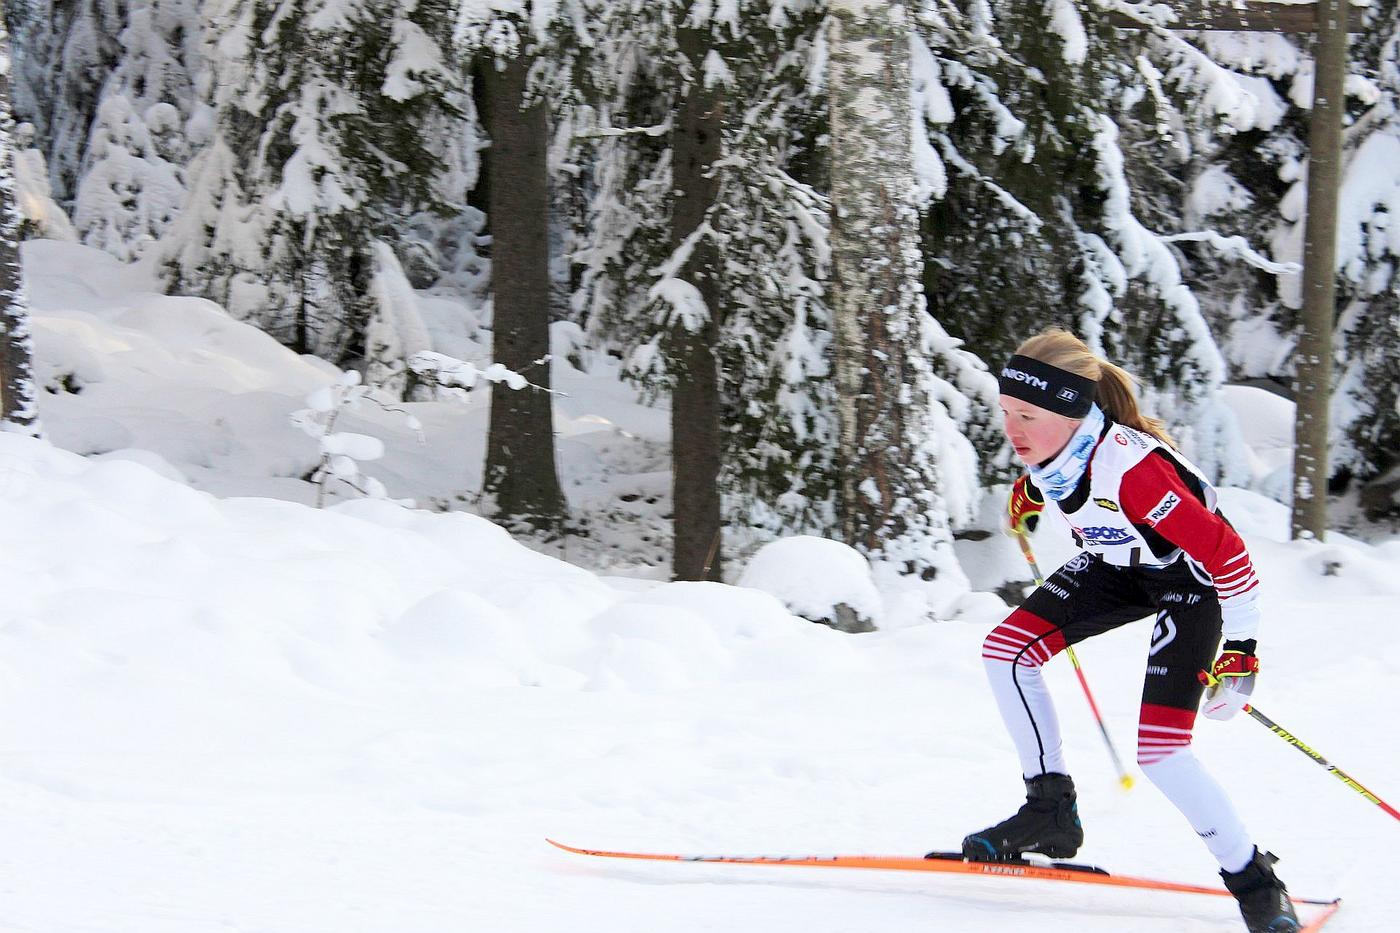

{"left": 981, "top": 609, "right": 1065, "bottom": 670}
{"left": 1136, "top": 704, "right": 1198, "bottom": 769}
{"left": 1138, "top": 744, "right": 1191, "bottom": 771}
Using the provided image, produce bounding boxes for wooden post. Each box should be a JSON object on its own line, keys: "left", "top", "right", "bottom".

{"left": 1108, "top": 2, "right": 1352, "bottom": 541}
{"left": 1290, "top": 0, "right": 1348, "bottom": 541}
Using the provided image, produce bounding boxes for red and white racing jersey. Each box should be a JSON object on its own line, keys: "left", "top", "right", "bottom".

{"left": 1052, "top": 423, "right": 1261, "bottom": 639}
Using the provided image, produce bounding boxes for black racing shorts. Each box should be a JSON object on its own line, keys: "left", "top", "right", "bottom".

{"left": 1020, "top": 553, "right": 1223, "bottom": 712}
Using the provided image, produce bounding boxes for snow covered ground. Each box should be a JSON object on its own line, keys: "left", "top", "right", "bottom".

{"left": 25, "top": 240, "right": 675, "bottom": 573}
{"left": 5, "top": 242, "right": 1398, "bottom": 931}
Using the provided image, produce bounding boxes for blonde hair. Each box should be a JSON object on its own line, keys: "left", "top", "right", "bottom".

{"left": 1016, "top": 328, "right": 1176, "bottom": 448}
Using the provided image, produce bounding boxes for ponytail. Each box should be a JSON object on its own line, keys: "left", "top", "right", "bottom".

{"left": 1014, "top": 329, "right": 1176, "bottom": 448}
{"left": 1094, "top": 360, "right": 1175, "bottom": 448}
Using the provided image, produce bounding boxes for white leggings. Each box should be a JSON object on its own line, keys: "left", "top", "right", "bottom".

{"left": 983, "top": 607, "right": 1255, "bottom": 873}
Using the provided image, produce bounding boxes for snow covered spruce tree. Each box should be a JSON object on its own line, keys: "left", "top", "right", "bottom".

{"left": 711, "top": 54, "right": 840, "bottom": 552}
{"left": 828, "top": 0, "right": 987, "bottom": 582}
{"left": 163, "top": 0, "right": 464, "bottom": 365}
{"left": 567, "top": 0, "right": 724, "bottom": 574}
{"left": 573, "top": 0, "right": 837, "bottom": 579}
{"left": 6, "top": 0, "right": 126, "bottom": 208}
{"left": 1124, "top": 24, "right": 1301, "bottom": 391}
{"left": 914, "top": 2, "right": 1250, "bottom": 483}
{"left": 72, "top": 0, "right": 204, "bottom": 261}
{"left": 1123, "top": 2, "right": 1400, "bottom": 499}
{"left": 0, "top": 17, "right": 39, "bottom": 434}
{"left": 1328, "top": 1, "right": 1400, "bottom": 495}
{"left": 1253, "top": 2, "right": 1399, "bottom": 492}
{"left": 456, "top": 2, "right": 586, "bottom": 537}
{"left": 2, "top": 0, "right": 65, "bottom": 145}
{"left": 569, "top": 0, "right": 672, "bottom": 353}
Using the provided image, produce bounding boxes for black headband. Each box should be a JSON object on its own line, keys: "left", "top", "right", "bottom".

{"left": 998, "top": 354, "right": 1097, "bottom": 418}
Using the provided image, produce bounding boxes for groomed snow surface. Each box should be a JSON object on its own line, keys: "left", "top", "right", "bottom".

{"left": 5, "top": 242, "right": 1398, "bottom": 931}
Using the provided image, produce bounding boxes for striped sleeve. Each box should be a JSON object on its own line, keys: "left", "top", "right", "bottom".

{"left": 1119, "top": 454, "right": 1260, "bottom": 639}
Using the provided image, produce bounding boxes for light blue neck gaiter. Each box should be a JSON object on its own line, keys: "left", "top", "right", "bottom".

{"left": 1028, "top": 403, "right": 1105, "bottom": 502}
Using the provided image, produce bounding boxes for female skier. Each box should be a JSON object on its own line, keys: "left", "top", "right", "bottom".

{"left": 962, "top": 329, "right": 1298, "bottom": 933}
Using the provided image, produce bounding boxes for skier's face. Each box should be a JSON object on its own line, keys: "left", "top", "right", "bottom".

{"left": 999, "top": 395, "right": 1080, "bottom": 466}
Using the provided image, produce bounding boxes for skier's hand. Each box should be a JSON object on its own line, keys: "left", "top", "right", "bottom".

{"left": 1007, "top": 475, "right": 1045, "bottom": 536}
{"left": 1199, "top": 639, "right": 1259, "bottom": 721}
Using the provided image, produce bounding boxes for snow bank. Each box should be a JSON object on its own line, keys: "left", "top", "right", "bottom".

{"left": 25, "top": 240, "right": 677, "bottom": 558}
{"left": 3, "top": 409, "right": 1399, "bottom": 932}
{"left": 1220, "top": 384, "right": 1295, "bottom": 500}
{"left": 0, "top": 433, "right": 862, "bottom": 706}
{"left": 738, "top": 535, "right": 883, "bottom": 631}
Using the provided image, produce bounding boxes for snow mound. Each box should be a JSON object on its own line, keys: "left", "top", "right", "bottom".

{"left": 738, "top": 535, "right": 883, "bottom": 631}
{"left": 0, "top": 434, "right": 862, "bottom": 705}
{"left": 1220, "top": 384, "right": 1294, "bottom": 499}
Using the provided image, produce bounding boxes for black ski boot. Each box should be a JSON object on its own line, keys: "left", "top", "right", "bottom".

{"left": 958, "top": 772, "right": 1083, "bottom": 861}
{"left": 1221, "top": 849, "right": 1299, "bottom": 933}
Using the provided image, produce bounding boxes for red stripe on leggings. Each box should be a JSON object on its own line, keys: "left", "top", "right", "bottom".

{"left": 982, "top": 609, "right": 1067, "bottom": 667}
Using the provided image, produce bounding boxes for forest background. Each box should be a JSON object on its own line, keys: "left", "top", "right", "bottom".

{"left": 2, "top": 0, "right": 1398, "bottom": 612}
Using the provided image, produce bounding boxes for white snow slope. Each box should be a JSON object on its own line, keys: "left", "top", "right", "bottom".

{"left": 5, "top": 242, "right": 1398, "bottom": 932}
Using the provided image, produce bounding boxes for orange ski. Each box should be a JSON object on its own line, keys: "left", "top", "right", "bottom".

{"left": 546, "top": 839, "right": 1342, "bottom": 927}
{"left": 1299, "top": 899, "right": 1345, "bottom": 933}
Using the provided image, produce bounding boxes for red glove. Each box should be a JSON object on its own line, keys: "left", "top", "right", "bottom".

{"left": 1007, "top": 475, "right": 1045, "bottom": 535}
{"left": 1199, "top": 639, "right": 1259, "bottom": 721}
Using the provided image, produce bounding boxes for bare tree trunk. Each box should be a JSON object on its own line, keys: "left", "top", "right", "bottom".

{"left": 0, "top": 21, "right": 39, "bottom": 434}
{"left": 669, "top": 27, "right": 723, "bottom": 582}
{"left": 1291, "top": 0, "right": 1348, "bottom": 541}
{"left": 479, "top": 54, "right": 566, "bottom": 534}
{"left": 828, "top": 0, "right": 948, "bottom": 572}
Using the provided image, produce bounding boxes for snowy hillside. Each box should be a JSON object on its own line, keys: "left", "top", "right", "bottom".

{"left": 4, "top": 242, "right": 1398, "bottom": 931}
{"left": 26, "top": 240, "right": 675, "bottom": 573}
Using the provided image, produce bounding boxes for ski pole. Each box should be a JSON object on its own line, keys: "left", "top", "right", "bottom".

{"left": 1014, "top": 531, "right": 1135, "bottom": 790}
{"left": 1244, "top": 704, "right": 1400, "bottom": 823}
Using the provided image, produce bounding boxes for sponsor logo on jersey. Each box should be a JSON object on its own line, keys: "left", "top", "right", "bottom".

{"left": 1130, "top": 430, "right": 1151, "bottom": 449}
{"left": 1063, "top": 553, "right": 1092, "bottom": 573}
{"left": 1001, "top": 367, "right": 1048, "bottom": 390}
{"left": 1149, "top": 612, "right": 1177, "bottom": 656}
{"left": 1113, "top": 433, "right": 1128, "bottom": 446}
{"left": 1093, "top": 497, "right": 1120, "bottom": 512}
{"left": 1080, "top": 525, "right": 1136, "bottom": 546}
{"left": 1146, "top": 491, "right": 1181, "bottom": 526}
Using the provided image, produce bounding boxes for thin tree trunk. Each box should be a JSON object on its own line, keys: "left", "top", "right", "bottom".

{"left": 0, "top": 21, "right": 39, "bottom": 434}
{"left": 479, "top": 54, "right": 566, "bottom": 534}
{"left": 669, "top": 27, "right": 723, "bottom": 582}
{"left": 1291, "top": 0, "right": 1348, "bottom": 541}
{"left": 828, "top": 0, "right": 946, "bottom": 571}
